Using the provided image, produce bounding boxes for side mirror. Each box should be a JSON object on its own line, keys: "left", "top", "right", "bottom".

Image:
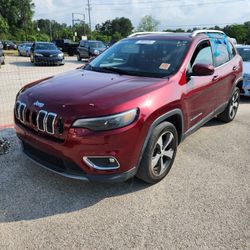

{"left": 192, "top": 63, "right": 215, "bottom": 76}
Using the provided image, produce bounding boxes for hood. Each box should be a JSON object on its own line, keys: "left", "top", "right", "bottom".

{"left": 90, "top": 47, "right": 106, "bottom": 52}
{"left": 243, "top": 61, "right": 250, "bottom": 74}
{"left": 19, "top": 69, "right": 165, "bottom": 118}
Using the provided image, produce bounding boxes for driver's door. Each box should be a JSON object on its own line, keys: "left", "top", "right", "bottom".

{"left": 184, "top": 40, "right": 218, "bottom": 128}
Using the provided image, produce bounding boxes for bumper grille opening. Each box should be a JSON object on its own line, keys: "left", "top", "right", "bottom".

{"left": 22, "top": 141, "right": 84, "bottom": 173}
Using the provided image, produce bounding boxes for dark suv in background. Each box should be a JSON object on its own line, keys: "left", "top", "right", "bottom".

{"left": 15, "top": 30, "right": 242, "bottom": 184}
{"left": 77, "top": 40, "right": 106, "bottom": 61}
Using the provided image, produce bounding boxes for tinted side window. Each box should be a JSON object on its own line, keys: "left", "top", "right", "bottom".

{"left": 211, "top": 38, "right": 230, "bottom": 67}
{"left": 188, "top": 41, "right": 213, "bottom": 74}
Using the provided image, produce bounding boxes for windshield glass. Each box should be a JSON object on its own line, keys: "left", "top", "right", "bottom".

{"left": 237, "top": 47, "right": 250, "bottom": 62}
{"left": 88, "top": 41, "right": 106, "bottom": 49}
{"left": 86, "top": 38, "right": 190, "bottom": 78}
{"left": 24, "top": 43, "right": 33, "bottom": 48}
{"left": 35, "top": 43, "right": 57, "bottom": 50}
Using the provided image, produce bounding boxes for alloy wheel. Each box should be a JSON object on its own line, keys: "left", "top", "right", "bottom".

{"left": 151, "top": 131, "right": 175, "bottom": 176}
{"left": 229, "top": 91, "right": 239, "bottom": 119}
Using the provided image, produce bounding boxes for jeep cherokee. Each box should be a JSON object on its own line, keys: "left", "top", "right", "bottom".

{"left": 14, "top": 30, "right": 243, "bottom": 183}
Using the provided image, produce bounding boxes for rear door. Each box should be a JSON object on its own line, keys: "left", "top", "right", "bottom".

{"left": 210, "top": 37, "right": 239, "bottom": 107}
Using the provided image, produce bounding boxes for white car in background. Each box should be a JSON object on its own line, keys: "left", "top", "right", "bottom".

{"left": 236, "top": 44, "right": 250, "bottom": 96}
{"left": 18, "top": 43, "right": 33, "bottom": 57}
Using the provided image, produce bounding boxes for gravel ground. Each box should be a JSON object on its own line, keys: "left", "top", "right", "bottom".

{"left": 0, "top": 56, "right": 249, "bottom": 249}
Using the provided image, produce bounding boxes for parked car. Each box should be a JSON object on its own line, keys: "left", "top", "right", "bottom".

{"left": 2, "top": 40, "right": 17, "bottom": 50}
{"left": 18, "top": 43, "right": 33, "bottom": 56}
{"left": 236, "top": 44, "right": 250, "bottom": 96}
{"left": 77, "top": 40, "right": 106, "bottom": 61}
{"left": 0, "top": 41, "right": 5, "bottom": 65}
{"left": 14, "top": 30, "right": 242, "bottom": 184}
{"left": 52, "top": 39, "right": 78, "bottom": 56}
{"left": 30, "top": 42, "right": 65, "bottom": 66}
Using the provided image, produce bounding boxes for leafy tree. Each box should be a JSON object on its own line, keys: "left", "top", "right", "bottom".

{"left": 137, "top": 15, "right": 159, "bottom": 32}
{"left": 95, "top": 17, "right": 133, "bottom": 38}
{"left": 0, "top": 15, "right": 9, "bottom": 34}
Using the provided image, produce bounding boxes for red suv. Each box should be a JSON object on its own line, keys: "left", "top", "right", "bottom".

{"left": 14, "top": 30, "right": 242, "bottom": 184}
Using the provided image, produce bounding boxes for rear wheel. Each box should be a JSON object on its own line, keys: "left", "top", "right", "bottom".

{"left": 136, "top": 122, "right": 178, "bottom": 184}
{"left": 217, "top": 87, "right": 240, "bottom": 123}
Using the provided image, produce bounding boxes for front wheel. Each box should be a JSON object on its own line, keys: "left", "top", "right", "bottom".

{"left": 136, "top": 122, "right": 178, "bottom": 184}
{"left": 217, "top": 87, "right": 240, "bottom": 123}
{"left": 77, "top": 53, "right": 81, "bottom": 61}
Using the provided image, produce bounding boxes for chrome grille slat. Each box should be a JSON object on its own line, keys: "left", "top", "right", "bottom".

{"left": 37, "top": 110, "right": 47, "bottom": 132}
{"left": 45, "top": 112, "right": 57, "bottom": 134}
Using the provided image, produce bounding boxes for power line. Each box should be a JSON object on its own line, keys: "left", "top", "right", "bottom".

{"left": 92, "top": 0, "right": 246, "bottom": 10}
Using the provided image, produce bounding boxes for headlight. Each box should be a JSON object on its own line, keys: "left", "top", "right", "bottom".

{"left": 58, "top": 53, "right": 64, "bottom": 58}
{"left": 35, "top": 53, "right": 43, "bottom": 57}
{"left": 93, "top": 49, "right": 100, "bottom": 55}
{"left": 72, "top": 108, "right": 139, "bottom": 131}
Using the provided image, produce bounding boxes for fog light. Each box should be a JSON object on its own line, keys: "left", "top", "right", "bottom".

{"left": 83, "top": 156, "right": 120, "bottom": 170}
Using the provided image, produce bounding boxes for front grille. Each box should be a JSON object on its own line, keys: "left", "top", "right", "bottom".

{"left": 15, "top": 101, "right": 64, "bottom": 135}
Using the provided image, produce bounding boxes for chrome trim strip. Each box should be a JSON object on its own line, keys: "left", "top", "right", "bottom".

{"left": 16, "top": 101, "right": 21, "bottom": 120}
{"left": 45, "top": 112, "right": 57, "bottom": 135}
{"left": 83, "top": 156, "right": 120, "bottom": 170}
{"left": 20, "top": 103, "right": 26, "bottom": 123}
{"left": 36, "top": 110, "right": 47, "bottom": 132}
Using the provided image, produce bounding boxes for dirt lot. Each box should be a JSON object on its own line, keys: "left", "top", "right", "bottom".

{"left": 0, "top": 56, "right": 249, "bottom": 249}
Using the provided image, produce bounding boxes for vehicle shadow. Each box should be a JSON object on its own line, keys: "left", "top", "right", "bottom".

{"left": 240, "top": 96, "right": 250, "bottom": 104}
{"left": 0, "top": 129, "right": 149, "bottom": 223}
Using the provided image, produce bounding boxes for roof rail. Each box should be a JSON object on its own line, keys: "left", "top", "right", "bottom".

{"left": 128, "top": 32, "right": 172, "bottom": 38}
{"left": 191, "top": 29, "right": 225, "bottom": 37}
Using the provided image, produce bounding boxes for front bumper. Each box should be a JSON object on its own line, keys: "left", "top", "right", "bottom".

{"left": 15, "top": 118, "right": 144, "bottom": 182}
{"left": 34, "top": 56, "right": 64, "bottom": 65}
{"left": 21, "top": 140, "right": 137, "bottom": 182}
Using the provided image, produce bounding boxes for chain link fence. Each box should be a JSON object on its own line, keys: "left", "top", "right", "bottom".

{"left": 0, "top": 53, "right": 83, "bottom": 144}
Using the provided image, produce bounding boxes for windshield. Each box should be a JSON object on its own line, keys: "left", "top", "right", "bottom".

{"left": 237, "top": 47, "right": 250, "bottom": 62}
{"left": 86, "top": 38, "right": 190, "bottom": 78}
{"left": 88, "top": 41, "right": 106, "bottom": 49}
{"left": 35, "top": 43, "right": 58, "bottom": 50}
{"left": 24, "top": 43, "right": 33, "bottom": 48}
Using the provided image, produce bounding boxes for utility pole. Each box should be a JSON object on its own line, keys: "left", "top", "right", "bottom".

{"left": 72, "top": 13, "right": 85, "bottom": 41}
{"left": 86, "top": 0, "right": 92, "bottom": 38}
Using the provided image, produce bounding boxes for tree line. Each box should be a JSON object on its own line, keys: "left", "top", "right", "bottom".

{"left": 0, "top": 0, "right": 250, "bottom": 44}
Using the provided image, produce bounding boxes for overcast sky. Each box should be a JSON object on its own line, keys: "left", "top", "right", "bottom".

{"left": 33, "top": 0, "right": 250, "bottom": 30}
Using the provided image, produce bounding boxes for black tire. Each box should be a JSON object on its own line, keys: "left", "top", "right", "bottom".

{"left": 217, "top": 87, "right": 240, "bottom": 123}
{"left": 77, "top": 53, "right": 81, "bottom": 61}
{"left": 136, "top": 122, "right": 178, "bottom": 184}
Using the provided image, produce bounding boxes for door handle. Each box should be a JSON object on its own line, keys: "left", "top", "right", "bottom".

{"left": 212, "top": 75, "right": 219, "bottom": 81}
{"left": 232, "top": 66, "right": 238, "bottom": 71}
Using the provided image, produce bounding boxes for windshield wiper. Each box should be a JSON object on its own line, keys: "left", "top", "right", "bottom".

{"left": 100, "top": 67, "right": 129, "bottom": 75}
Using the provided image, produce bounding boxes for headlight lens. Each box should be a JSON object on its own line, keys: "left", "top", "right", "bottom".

{"left": 35, "top": 53, "right": 43, "bottom": 57}
{"left": 72, "top": 108, "right": 138, "bottom": 131}
{"left": 58, "top": 53, "right": 64, "bottom": 58}
{"left": 94, "top": 49, "right": 100, "bottom": 55}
